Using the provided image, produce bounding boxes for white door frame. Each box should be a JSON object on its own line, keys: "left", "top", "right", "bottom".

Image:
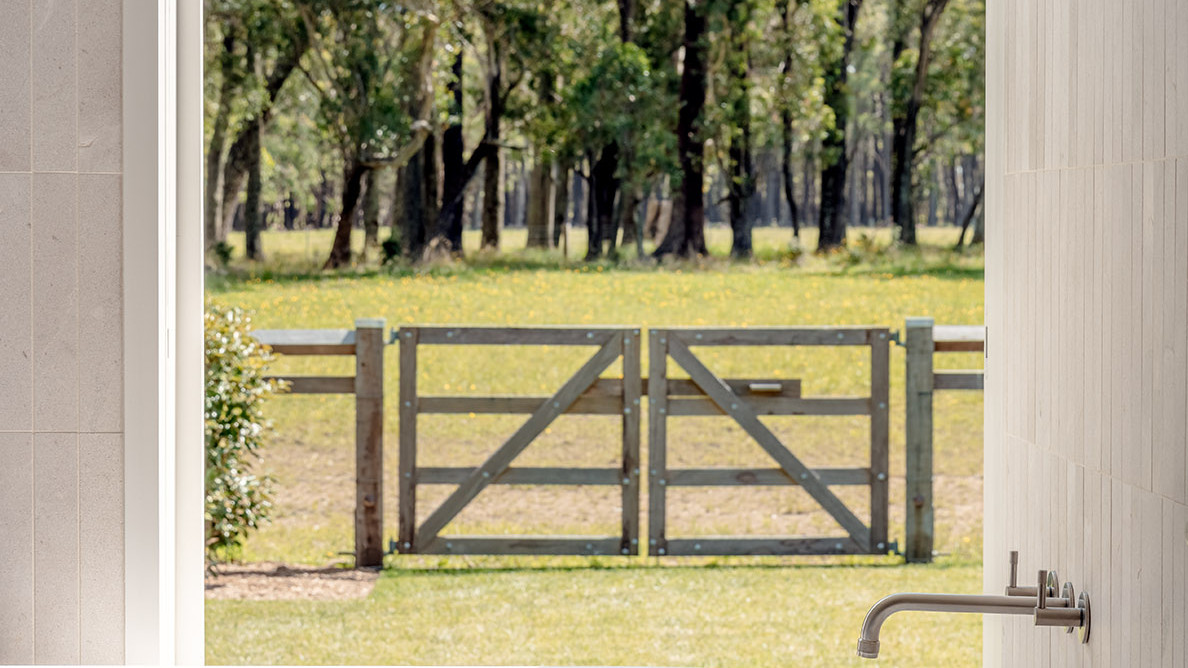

{"left": 122, "top": 0, "right": 204, "bottom": 663}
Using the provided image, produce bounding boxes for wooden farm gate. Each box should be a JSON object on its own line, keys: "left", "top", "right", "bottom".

{"left": 647, "top": 327, "right": 892, "bottom": 557}
{"left": 396, "top": 326, "right": 643, "bottom": 555}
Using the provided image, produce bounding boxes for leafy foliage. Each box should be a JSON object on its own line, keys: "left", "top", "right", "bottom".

{"left": 205, "top": 303, "right": 285, "bottom": 562}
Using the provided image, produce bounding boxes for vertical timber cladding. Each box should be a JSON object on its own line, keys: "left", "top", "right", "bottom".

{"left": 648, "top": 327, "right": 891, "bottom": 556}
{"left": 397, "top": 326, "right": 643, "bottom": 556}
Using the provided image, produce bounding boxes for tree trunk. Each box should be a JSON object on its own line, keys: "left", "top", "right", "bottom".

{"left": 401, "top": 151, "right": 427, "bottom": 256}
{"left": 588, "top": 145, "right": 620, "bottom": 259}
{"left": 363, "top": 167, "right": 381, "bottom": 255}
{"left": 243, "top": 113, "right": 264, "bottom": 261}
{"left": 481, "top": 32, "right": 503, "bottom": 250}
{"left": 727, "top": 0, "right": 754, "bottom": 259}
{"left": 526, "top": 149, "right": 553, "bottom": 248}
{"left": 205, "top": 29, "right": 240, "bottom": 254}
{"left": 890, "top": 0, "right": 951, "bottom": 244}
{"left": 654, "top": 0, "right": 708, "bottom": 259}
{"left": 553, "top": 159, "right": 572, "bottom": 249}
{"left": 324, "top": 161, "right": 367, "bottom": 269}
{"left": 440, "top": 51, "right": 466, "bottom": 253}
{"left": 817, "top": 0, "right": 864, "bottom": 251}
{"left": 218, "top": 21, "right": 309, "bottom": 242}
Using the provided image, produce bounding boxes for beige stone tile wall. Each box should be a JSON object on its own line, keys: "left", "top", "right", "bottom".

{"left": 989, "top": 0, "right": 1187, "bottom": 664}
{"left": 0, "top": 0, "right": 125, "bottom": 664}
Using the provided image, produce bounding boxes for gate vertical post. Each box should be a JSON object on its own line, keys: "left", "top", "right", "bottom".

{"left": 869, "top": 329, "right": 890, "bottom": 553}
{"left": 354, "top": 318, "right": 386, "bottom": 567}
{"left": 647, "top": 330, "right": 669, "bottom": 556}
{"left": 621, "top": 330, "right": 642, "bottom": 555}
{"left": 398, "top": 328, "right": 419, "bottom": 553}
{"left": 905, "top": 317, "right": 935, "bottom": 563}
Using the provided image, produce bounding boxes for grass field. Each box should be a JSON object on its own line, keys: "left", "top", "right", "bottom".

{"left": 206, "top": 224, "right": 985, "bottom": 665}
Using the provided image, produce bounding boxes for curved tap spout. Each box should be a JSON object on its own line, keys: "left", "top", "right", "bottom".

{"left": 856, "top": 593, "right": 1038, "bottom": 659}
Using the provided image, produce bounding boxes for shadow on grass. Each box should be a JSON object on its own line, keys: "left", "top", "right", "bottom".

{"left": 205, "top": 245, "right": 984, "bottom": 294}
{"left": 378, "top": 554, "right": 978, "bottom": 578}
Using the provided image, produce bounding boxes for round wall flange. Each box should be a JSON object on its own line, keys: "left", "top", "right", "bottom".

{"left": 1046, "top": 570, "right": 1061, "bottom": 597}
{"left": 1077, "top": 591, "right": 1091, "bottom": 644}
{"left": 1062, "top": 582, "right": 1076, "bottom": 633}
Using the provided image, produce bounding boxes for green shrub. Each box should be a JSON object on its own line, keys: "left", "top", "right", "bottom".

{"left": 213, "top": 240, "right": 235, "bottom": 267}
{"left": 204, "top": 303, "right": 285, "bottom": 563}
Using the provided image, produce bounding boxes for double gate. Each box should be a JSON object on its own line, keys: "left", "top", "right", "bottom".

{"left": 395, "top": 326, "right": 891, "bottom": 558}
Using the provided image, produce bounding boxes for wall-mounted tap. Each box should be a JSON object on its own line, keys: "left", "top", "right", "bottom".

{"left": 856, "top": 552, "right": 1090, "bottom": 659}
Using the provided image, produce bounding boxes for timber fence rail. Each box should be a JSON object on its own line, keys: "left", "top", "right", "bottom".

{"left": 252, "top": 319, "right": 391, "bottom": 568}
{"left": 903, "top": 317, "right": 985, "bottom": 563}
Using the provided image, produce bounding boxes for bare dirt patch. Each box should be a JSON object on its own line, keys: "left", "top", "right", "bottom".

{"left": 204, "top": 561, "right": 378, "bottom": 601}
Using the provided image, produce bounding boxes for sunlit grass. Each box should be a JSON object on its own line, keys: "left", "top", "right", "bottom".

{"left": 206, "top": 559, "right": 982, "bottom": 667}
{"left": 205, "top": 228, "right": 984, "bottom": 666}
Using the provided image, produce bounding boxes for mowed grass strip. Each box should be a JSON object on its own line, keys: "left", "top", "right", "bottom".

{"left": 206, "top": 560, "right": 981, "bottom": 667}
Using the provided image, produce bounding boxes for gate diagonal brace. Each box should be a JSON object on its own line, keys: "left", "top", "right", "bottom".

{"left": 665, "top": 335, "right": 872, "bottom": 548}
{"left": 413, "top": 335, "right": 625, "bottom": 550}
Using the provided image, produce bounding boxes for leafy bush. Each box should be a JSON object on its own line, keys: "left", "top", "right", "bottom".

{"left": 212, "top": 240, "right": 235, "bottom": 267}
{"left": 205, "top": 303, "right": 285, "bottom": 563}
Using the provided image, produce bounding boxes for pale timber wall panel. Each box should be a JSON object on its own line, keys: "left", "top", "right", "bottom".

{"left": 987, "top": 0, "right": 1187, "bottom": 664}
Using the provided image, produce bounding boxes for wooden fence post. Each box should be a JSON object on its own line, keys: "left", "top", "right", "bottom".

{"left": 354, "top": 318, "right": 386, "bottom": 567}
{"left": 904, "top": 317, "right": 935, "bottom": 563}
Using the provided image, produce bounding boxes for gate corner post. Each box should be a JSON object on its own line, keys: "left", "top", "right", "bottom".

{"left": 904, "top": 317, "right": 935, "bottom": 563}
{"left": 355, "top": 318, "right": 387, "bottom": 568}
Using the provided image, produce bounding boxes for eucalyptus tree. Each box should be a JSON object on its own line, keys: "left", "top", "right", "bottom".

{"left": 204, "top": 0, "right": 312, "bottom": 259}
{"left": 815, "top": 0, "right": 863, "bottom": 251}
{"left": 888, "top": 0, "right": 951, "bottom": 244}
{"left": 299, "top": 1, "right": 436, "bottom": 269}
{"left": 653, "top": 0, "right": 710, "bottom": 258}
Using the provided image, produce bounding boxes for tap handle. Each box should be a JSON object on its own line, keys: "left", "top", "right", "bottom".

{"left": 1009, "top": 551, "right": 1019, "bottom": 587}
{"left": 1037, "top": 570, "right": 1048, "bottom": 609}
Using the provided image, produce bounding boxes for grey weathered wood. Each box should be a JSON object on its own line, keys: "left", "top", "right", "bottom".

{"left": 665, "top": 396, "right": 870, "bottom": 417}
{"left": 666, "top": 467, "right": 870, "bottom": 486}
{"left": 664, "top": 537, "right": 867, "bottom": 556}
{"left": 665, "top": 327, "right": 875, "bottom": 347}
{"left": 413, "top": 336, "right": 624, "bottom": 549}
{"left": 904, "top": 317, "right": 935, "bottom": 563}
{"left": 666, "top": 336, "right": 871, "bottom": 547}
{"left": 419, "top": 536, "right": 622, "bottom": 555}
{"left": 417, "top": 378, "right": 804, "bottom": 415}
{"left": 416, "top": 326, "right": 623, "bottom": 346}
{"left": 252, "top": 328, "right": 357, "bottom": 355}
{"left": 265, "top": 375, "right": 355, "bottom": 394}
{"left": 416, "top": 467, "right": 622, "bottom": 485}
{"left": 621, "top": 329, "right": 642, "bottom": 555}
{"left": 397, "top": 327, "right": 419, "bottom": 553}
{"left": 869, "top": 329, "right": 890, "bottom": 553}
{"left": 591, "top": 377, "right": 802, "bottom": 398}
{"left": 647, "top": 331, "right": 669, "bottom": 555}
{"left": 932, "top": 324, "right": 986, "bottom": 352}
{"left": 933, "top": 370, "right": 985, "bottom": 390}
{"left": 417, "top": 395, "right": 624, "bottom": 415}
{"left": 354, "top": 320, "right": 385, "bottom": 567}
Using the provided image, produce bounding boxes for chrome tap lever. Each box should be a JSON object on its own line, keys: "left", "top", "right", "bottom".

{"left": 1005, "top": 550, "right": 1038, "bottom": 597}
{"left": 1037, "top": 570, "right": 1048, "bottom": 609}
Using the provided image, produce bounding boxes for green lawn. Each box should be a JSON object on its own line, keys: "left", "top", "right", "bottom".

{"left": 206, "top": 225, "right": 985, "bottom": 665}
{"left": 206, "top": 561, "right": 982, "bottom": 667}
